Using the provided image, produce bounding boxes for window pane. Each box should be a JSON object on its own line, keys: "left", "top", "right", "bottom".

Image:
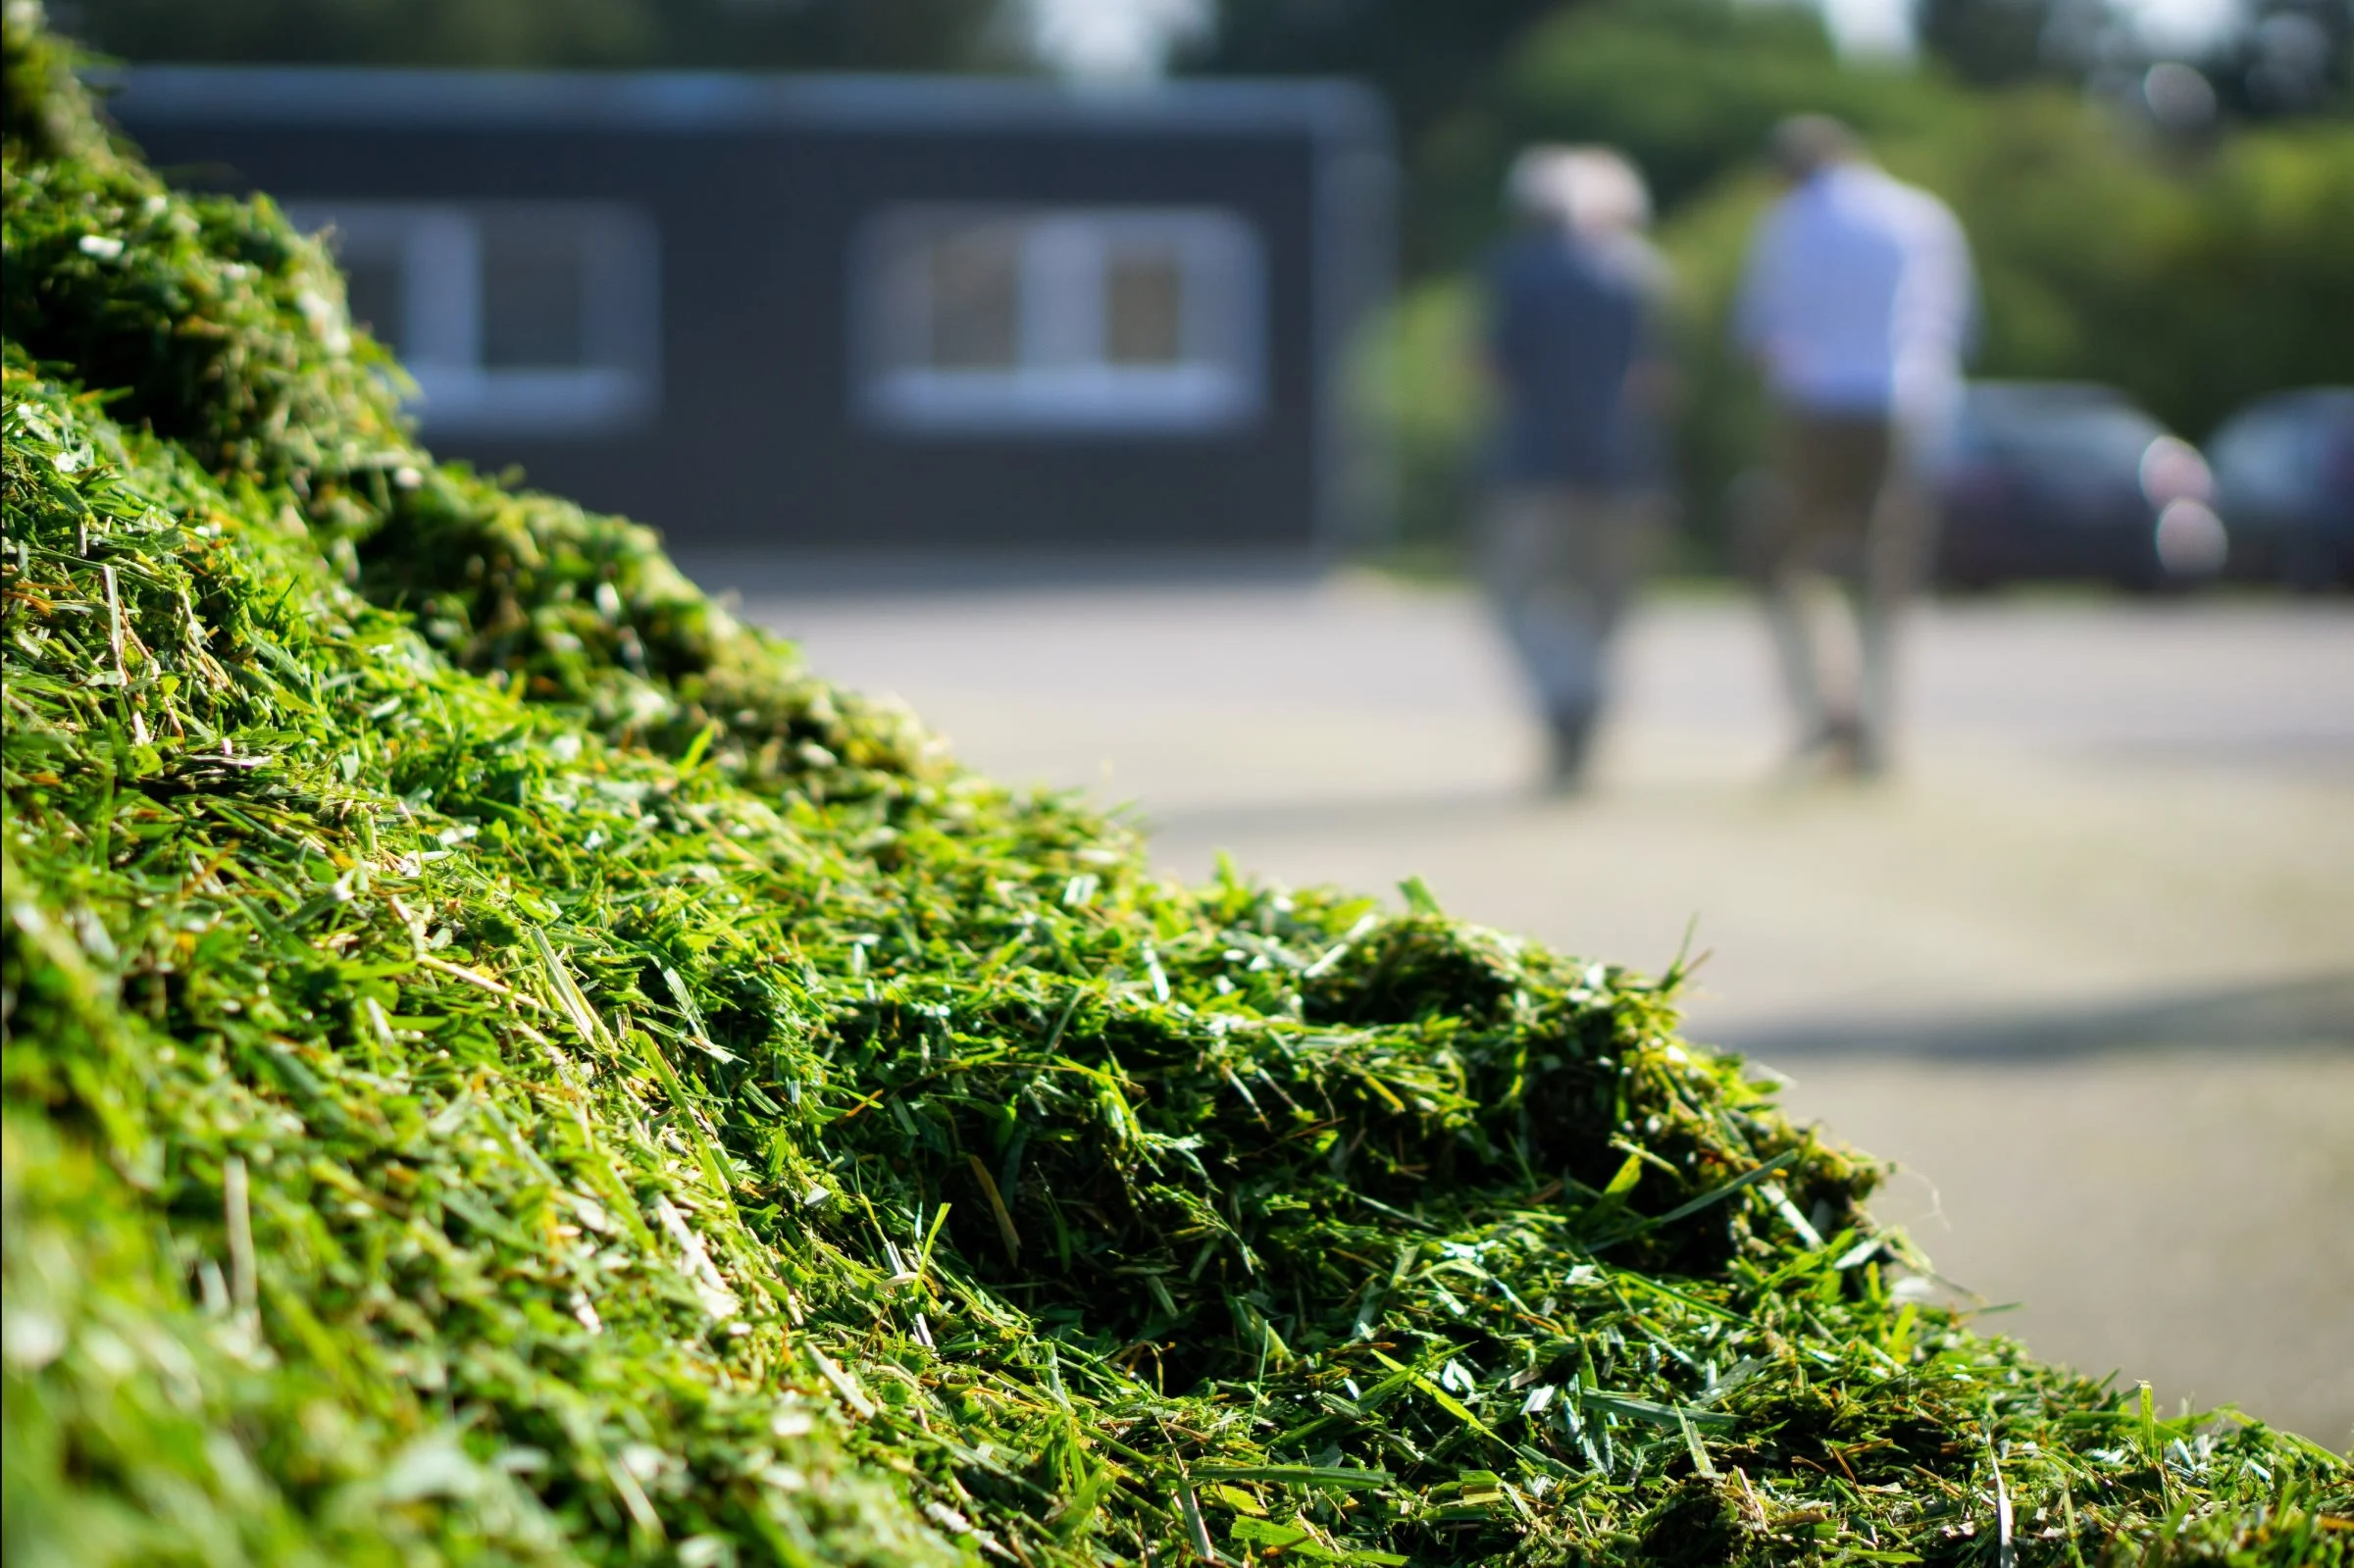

{"left": 482, "top": 219, "right": 588, "bottom": 369}
{"left": 281, "top": 200, "right": 659, "bottom": 434}
{"left": 1104, "top": 248, "right": 1184, "bottom": 366}
{"left": 857, "top": 203, "right": 1263, "bottom": 436}
{"left": 927, "top": 224, "right": 1022, "bottom": 370}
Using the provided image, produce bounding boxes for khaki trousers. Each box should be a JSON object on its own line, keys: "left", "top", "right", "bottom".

{"left": 1740, "top": 414, "right": 1932, "bottom": 771}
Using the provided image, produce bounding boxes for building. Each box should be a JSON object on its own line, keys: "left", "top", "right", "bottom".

{"left": 112, "top": 67, "right": 1395, "bottom": 560}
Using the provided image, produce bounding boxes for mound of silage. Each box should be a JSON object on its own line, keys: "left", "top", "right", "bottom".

{"left": 3, "top": 13, "right": 2347, "bottom": 1567}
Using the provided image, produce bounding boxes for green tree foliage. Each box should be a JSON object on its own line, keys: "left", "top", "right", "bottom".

{"left": 1917, "top": 0, "right": 2141, "bottom": 88}
{"left": 54, "top": 0, "right": 1025, "bottom": 73}
{"left": 1179, "top": 0, "right": 1571, "bottom": 273}
{"left": 1180, "top": 0, "right": 1563, "bottom": 145}
{"left": 1916, "top": 0, "right": 2081, "bottom": 85}
{"left": 2206, "top": 0, "right": 2354, "bottom": 119}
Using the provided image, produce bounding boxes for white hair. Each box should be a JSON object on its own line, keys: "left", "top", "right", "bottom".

{"left": 1507, "top": 145, "right": 1653, "bottom": 235}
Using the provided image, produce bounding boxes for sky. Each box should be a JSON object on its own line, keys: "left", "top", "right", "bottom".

{"left": 1026, "top": 0, "right": 1206, "bottom": 78}
{"left": 1819, "top": 0, "right": 2243, "bottom": 56}
{"left": 1026, "top": 0, "right": 2251, "bottom": 77}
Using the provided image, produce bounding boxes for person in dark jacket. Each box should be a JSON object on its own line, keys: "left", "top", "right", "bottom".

{"left": 1481, "top": 144, "right": 1670, "bottom": 790}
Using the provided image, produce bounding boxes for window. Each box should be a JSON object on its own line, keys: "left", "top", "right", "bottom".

{"left": 286, "top": 201, "right": 660, "bottom": 436}
{"left": 857, "top": 206, "right": 1264, "bottom": 436}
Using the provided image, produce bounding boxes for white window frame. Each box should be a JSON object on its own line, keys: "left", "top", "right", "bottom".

{"left": 286, "top": 200, "right": 661, "bottom": 437}
{"left": 855, "top": 204, "right": 1266, "bottom": 437}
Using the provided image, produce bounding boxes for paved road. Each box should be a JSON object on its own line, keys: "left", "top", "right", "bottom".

{"left": 735, "top": 572, "right": 2354, "bottom": 1444}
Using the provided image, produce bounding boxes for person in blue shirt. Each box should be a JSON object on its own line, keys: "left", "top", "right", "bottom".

{"left": 1481, "top": 145, "right": 1670, "bottom": 791}
{"left": 1736, "top": 115, "right": 1976, "bottom": 778}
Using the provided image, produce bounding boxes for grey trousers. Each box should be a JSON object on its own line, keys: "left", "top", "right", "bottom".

{"left": 1478, "top": 486, "right": 1662, "bottom": 731}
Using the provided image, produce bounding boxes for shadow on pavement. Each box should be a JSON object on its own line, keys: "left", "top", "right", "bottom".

{"left": 1717, "top": 971, "right": 2354, "bottom": 1060}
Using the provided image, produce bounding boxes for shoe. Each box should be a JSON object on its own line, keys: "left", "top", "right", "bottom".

{"left": 1792, "top": 714, "right": 1867, "bottom": 780}
{"left": 1544, "top": 708, "right": 1598, "bottom": 793}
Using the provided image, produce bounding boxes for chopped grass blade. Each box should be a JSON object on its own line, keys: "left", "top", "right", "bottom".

{"left": 3, "top": 9, "right": 2348, "bottom": 1567}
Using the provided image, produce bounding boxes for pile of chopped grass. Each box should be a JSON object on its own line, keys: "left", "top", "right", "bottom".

{"left": 3, "top": 10, "right": 2347, "bottom": 1565}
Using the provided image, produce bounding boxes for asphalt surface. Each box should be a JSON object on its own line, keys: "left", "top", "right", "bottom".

{"left": 731, "top": 571, "right": 2354, "bottom": 1445}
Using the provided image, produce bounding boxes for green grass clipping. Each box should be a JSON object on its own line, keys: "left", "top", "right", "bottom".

{"left": 2, "top": 9, "right": 2347, "bottom": 1565}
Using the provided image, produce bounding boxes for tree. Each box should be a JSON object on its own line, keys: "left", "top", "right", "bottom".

{"left": 53, "top": 0, "right": 1026, "bottom": 73}
{"left": 2204, "top": 0, "right": 2354, "bottom": 119}
{"left": 1914, "top": 0, "right": 2118, "bottom": 84}
{"left": 1177, "top": 0, "right": 1569, "bottom": 148}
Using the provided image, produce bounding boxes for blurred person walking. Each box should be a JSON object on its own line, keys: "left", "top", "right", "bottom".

{"left": 1736, "top": 115, "right": 1975, "bottom": 777}
{"left": 1480, "top": 144, "right": 1671, "bottom": 791}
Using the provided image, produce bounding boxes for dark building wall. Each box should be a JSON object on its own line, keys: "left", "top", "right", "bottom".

{"left": 120, "top": 81, "right": 1374, "bottom": 555}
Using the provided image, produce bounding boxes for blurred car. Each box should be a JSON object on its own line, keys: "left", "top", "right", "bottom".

{"left": 2206, "top": 387, "right": 2354, "bottom": 591}
{"left": 1934, "top": 381, "right": 2227, "bottom": 592}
